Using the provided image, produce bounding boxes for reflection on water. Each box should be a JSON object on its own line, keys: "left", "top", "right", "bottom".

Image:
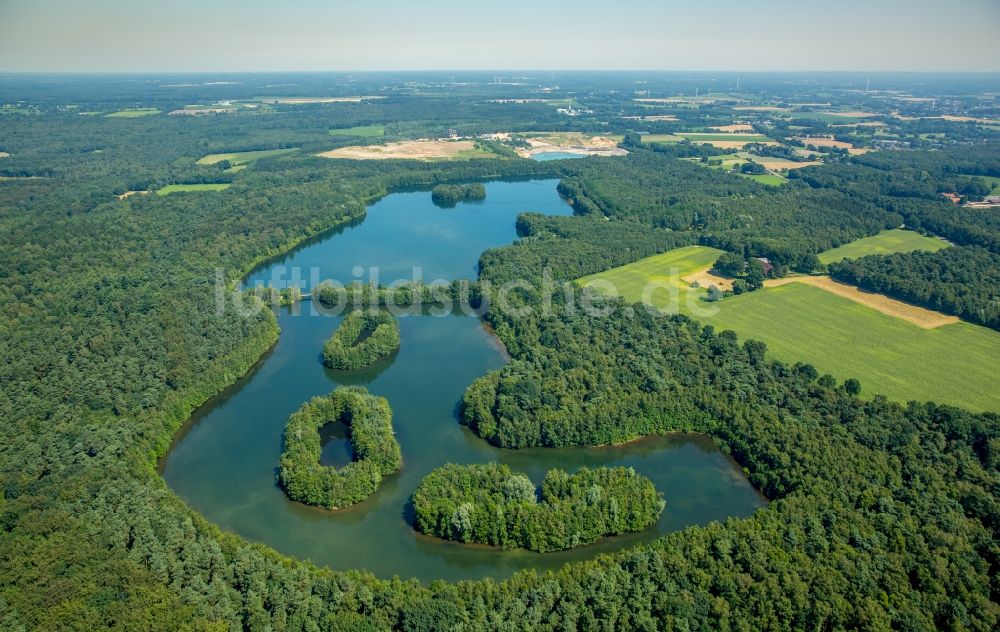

{"left": 161, "top": 180, "right": 766, "bottom": 582}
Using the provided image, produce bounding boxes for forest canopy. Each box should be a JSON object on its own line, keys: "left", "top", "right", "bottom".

{"left": 411, "top": 463, "right": 664, "bottom": 552}
{"left": 278, "top": 386, "right": 401, "bottom": 509}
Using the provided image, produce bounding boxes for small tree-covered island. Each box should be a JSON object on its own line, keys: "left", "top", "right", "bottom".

{"left": 278, "top": 386, "right": 401, "bottom": 509}
{"left": 322, "top": 310, "right": 401, "bottom": 370}
{"left": 430, "top": 182, "right": 487, "bottom": 206}
{"left": 411, "top": 463, "right": 665, "bottom": 552}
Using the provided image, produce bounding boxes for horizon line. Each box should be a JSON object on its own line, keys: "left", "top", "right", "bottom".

{"left": 2, "top": 69, "right": 1000, "bottom": 76}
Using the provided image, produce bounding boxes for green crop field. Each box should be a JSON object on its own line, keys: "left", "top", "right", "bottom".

{"left": 675, "top": 133, "right": 770, "bottom": 142}
{"left": 329, "top": 124, "right": 385, "bottom": 137}
{"left": 105, "top": 108, "right": 160, "bottom": 118}
{"left": 196, "top": 148, "right": 298, "bottom": 165}
{"left": 576, "top": 248, "right": 1000, "bottom": 411}
{"left": 156, "top": 183, "right": 231, "bottom": 195}
{"left": 640, "top": 134, "right": 683, "bottom": 143}
{"left": 818, "top": 229, "right": 949, "bottom": 264}
{"left": 679, "top": 283, "right": 999, "bottom": 411}
{"left": 576, "top": 245, "right": 724, "bottom": 298}
{"left": 743, "top": 173, "right": 787, "bottom": 186}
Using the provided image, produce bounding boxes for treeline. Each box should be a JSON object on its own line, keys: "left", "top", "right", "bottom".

{"left": 829, "top": 246, "right": 1000, "bottom": 330}
{"left": 322, "top": 310, "right": 400, "bottom": 369}
{"left": 278, "top": 386, "right": 401, "bottom": 509}
{"left": 556, "top": 148, "right": 898, "bottom": 271}
{"left": 430, "top": 182, "right": 486, "bottom": 206}
{"left": 411, "top": 463, "right": 663, "bottom": 552}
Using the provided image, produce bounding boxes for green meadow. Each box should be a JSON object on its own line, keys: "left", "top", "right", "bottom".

{"left": 329, "top": 124, "right": 386, "bottom": 137}
{"left": 196, "top": 148, "right": 298, "bottom": 165}
{"left": 818, "top": 229, "right": 949, "bottom": 264}
{"left": 156, "top": 183, "right": 231, "bottom": 195}
{"left": 106, "top": 108, "right": 160, "bottom": 118}
{"left": 742, "top": 173, "right": 786, "bottom": 186}
{"left": 576, "top": 247, "right": 1000, "bottom": 411}
{"left": 960, "top": 174, "right": 1000, "bottom": 192}
{"left": 576, "top": 245, "right": 724, "bottom": 297}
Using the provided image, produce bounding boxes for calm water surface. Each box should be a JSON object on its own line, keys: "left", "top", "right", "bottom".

{"left": 162, "top": 179, "right": 766, "bottom": 582}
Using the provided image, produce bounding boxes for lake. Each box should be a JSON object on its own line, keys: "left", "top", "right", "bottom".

{"left": 161, "top": 179, "right": 766, "bottom": 582}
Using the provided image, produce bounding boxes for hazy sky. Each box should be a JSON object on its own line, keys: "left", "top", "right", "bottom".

{"left": 1, "top": 0, "right": 998, "bottom": 72}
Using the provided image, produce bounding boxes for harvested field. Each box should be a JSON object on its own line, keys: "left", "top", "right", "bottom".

{"left": 682, "top": 267, "right": 733, "bottom": 291}
{"left": 317, "top": 140, "right": 493, "bottom": 160}
{"left": 764, "top": 276, "right": 959, "bottom": 329}
{"left": 798, "top": 137, "right": 853, "bottom": 149}
{"left": 710, "top": 124, "right": 755, "bottom": 133}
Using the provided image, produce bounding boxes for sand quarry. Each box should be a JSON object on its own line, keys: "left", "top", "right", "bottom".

{"left": 517, "top": 133, "right": 628, "bottom": 158}
{"left": 317, "top": 140, "right": 479, "bottom": 160}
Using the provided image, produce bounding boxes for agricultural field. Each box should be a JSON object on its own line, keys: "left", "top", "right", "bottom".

{"left": 329, "top": 124, "right": 385, "bottom": 137}
{"left": 743, "top": 173, "right": 787, "bottom": 186}
{"left": 316, "top": 139, "right": 495, "bottom": 160}
{"left": 818, "top": 228, "right": 949, "bottom": 264}
{"left": 105, "top": 108, "right": 160, "bottom": 117}
{"left": 196, "top": 148, "right": 298, "bottom": 165}
{"left": 578, "top": 252, "right": 999, "bottom": 410}
{"left": 156, "top": 183, "right": 231, "bottom": 195}
{"left": 640, "top": 134, "right": 683, "bottom": 143}
{"left": 679, "top": 283, "right": 999, "bottom": 411}
{"left": 576, "top": 245, "right": 726, "bottom": 298}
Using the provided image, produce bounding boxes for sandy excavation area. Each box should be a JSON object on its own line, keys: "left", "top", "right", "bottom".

{"left": 710, "top": 124, "right": 755, "bottom": 133}
{"left": 764, "top": 276, "right": 959, "bottom": 329}
{"left": 317, "top": 140, "right": 479, "bottom": 160}
{"left": 517, "top": 133, "right": 628, "bottom": 158}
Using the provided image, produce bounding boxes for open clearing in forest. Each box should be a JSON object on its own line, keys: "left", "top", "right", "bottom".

{"left": 156, "top": 183, "right": 231, "bottom": 195}
{"left": 579, "top": 253, "right": 999, "bottom": 410}
{"left": 118, "top": 190, "right": 150, "bottom": 200}
{"left": 196, "top": 148, "right": 298, "bottom": 165}
{"left": 329, "top": 125, "right": 385, "bottom": 137}
{"left": 576, "top": 245, "right": 726, "bottom": 298}
{"left": 818, "top": 229, "right": 949, "bottom": 264}
{"left": 106, "top": 108, "right": 160, "bottom": 118}
{"left": 316, "top": 139, "right": 495, "bottom": 160}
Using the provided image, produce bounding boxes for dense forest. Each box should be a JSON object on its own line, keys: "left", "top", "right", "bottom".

{"left": 0, "top": 75, "right": 998, "bottom": 630}
{"left": 322, "top": 310, "right": 401, "bottom": 369}
{"left": 278, "top": 386, "right": 402, "bottom": 509}
{"left": 412, "top": 464, "right": 664, "bottom": 552}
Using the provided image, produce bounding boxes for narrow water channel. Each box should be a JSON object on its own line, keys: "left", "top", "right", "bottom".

{"left": 161, "top": 179, "right": 766, "bottom": 582}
